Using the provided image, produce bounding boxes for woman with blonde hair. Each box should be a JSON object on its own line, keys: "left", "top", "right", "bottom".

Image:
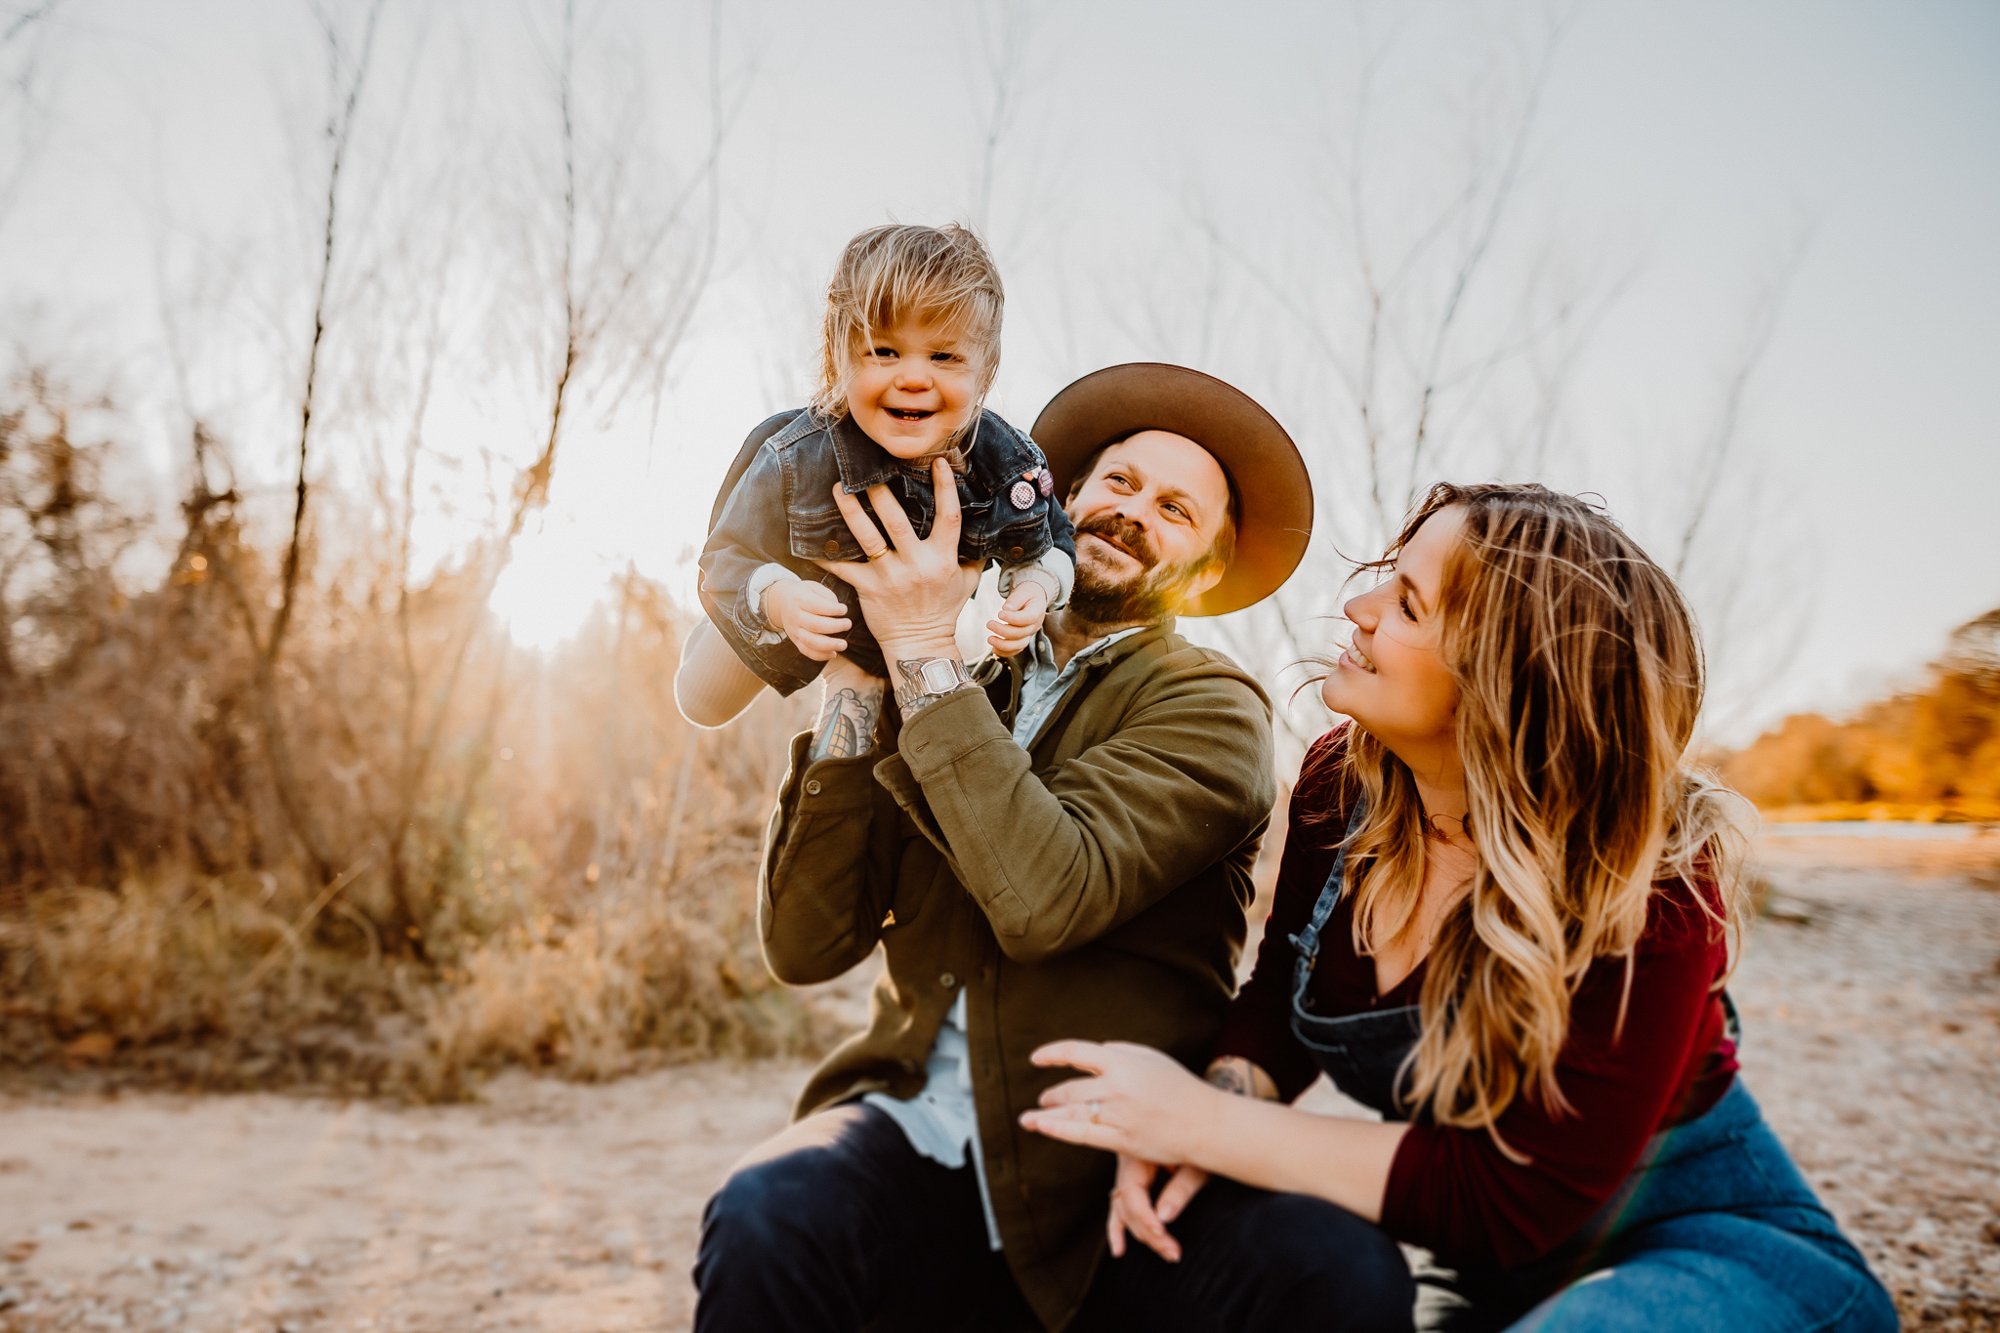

{"left": 1023, "top": 483, "right": 1895, "bottom": 1331}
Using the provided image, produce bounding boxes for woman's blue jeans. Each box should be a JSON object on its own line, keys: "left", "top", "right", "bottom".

{"left": 1094, "top": 1081, "right": 1894, "bottom": 1332}
{"left": 1423, "top": 1079, "right": 1899, "bottom": 1332}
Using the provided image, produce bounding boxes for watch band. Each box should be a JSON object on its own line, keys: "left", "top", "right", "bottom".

{"left": 892, "top": 656, "right": 975, "bottom": 716}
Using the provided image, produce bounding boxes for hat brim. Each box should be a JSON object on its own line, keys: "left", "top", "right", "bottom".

{"left": 1031, "top": 363, "right": 1312, "bottom": 617}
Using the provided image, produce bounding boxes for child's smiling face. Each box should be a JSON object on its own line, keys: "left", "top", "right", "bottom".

{"left": 844, "top": 314, "right": 984, "bottom": 461}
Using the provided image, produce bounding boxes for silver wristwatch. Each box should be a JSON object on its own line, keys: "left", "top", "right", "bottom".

{"left": 893, "top": 656, "right": 976, "bottom": 715}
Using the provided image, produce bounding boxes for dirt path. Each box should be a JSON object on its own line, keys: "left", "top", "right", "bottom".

{"left": 1735, "top": 835, "right": 2000, "bottom": 1330}
{"left": 3, "top": 834, "right": 1996, "bottom": 1331}
{"left": 0, "top": 1061, "right": 811, "bottom": 1332}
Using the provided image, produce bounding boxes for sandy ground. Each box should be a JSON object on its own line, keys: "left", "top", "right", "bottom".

{"left": 2, "top": 832, "right": 1996, "bottom": 1332}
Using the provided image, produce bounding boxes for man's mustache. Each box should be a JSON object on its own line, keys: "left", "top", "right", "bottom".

{"left": 1077, "top": 515, "right": 1157, "bottom": 569}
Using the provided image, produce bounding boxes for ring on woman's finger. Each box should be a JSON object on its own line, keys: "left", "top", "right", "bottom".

{"left": 1088, "top": 1099, "right": 1102, "bottom": 1124}
{"left": 862, "top": 546, "right": 888, "bottom": 561}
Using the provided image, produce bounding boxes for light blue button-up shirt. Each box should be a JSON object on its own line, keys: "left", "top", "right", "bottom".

{"left": 864, "top": 627, "right": 1145, "bottom": 1249}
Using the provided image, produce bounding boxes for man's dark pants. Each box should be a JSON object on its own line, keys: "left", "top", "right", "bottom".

{"left": 693, "top": 1103, "right": 1415, "bottom": 1332}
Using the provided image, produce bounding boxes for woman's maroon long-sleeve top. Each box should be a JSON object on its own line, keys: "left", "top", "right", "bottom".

{"left": 1214, "top": 730, "right": 1738, "bottom": 1270}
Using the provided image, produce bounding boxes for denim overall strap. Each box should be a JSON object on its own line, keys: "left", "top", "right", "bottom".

{"left": 1286, "top": 801, "right": 1428, "bottom": 1119}
{"left": 1288, "top": 804, "right": 1368, "bottom": 1007}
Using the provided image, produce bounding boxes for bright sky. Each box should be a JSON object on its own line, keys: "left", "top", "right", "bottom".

{"left": 3, "top": 0, "right": 1996, "bottom": 746}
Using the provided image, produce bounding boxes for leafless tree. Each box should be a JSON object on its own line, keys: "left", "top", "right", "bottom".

{"left": 363, "top": 0, "right": 737, "bottom": 950}
{"left": 1656, "top": 233, "right": 1814, "bottom": 740}
{"left": 964, "top": 0, "right": 1074, "bottom": 271}
{"left": 1105, "top": 10, "right": 1808, "bottom": 754}
{"left": 121, "top": 0, "right": 743, "bottom": 955}
{"left": 967, "top": 0, "right": 1037, "bottom": 237}
{"left": 0, "top": 0, "right": 68, "bottom": 236}
{"left": 182, "top": 0, "right": 387, "bottom": 889}
{"left": 1102, "top": 14, "right": 1584, "bottom": 749}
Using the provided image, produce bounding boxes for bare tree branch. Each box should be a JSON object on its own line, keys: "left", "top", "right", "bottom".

{"left": 1671, "top": 238, "right": 1808, "bottom": 580}
{"left": 0, "top": 0, "right": 68, "bottom": 233}
{"left": 1402, "top": 14, "right": 1568, "bottom": 501}
{"left": 267, "top": 0, "right": 387, "bottom": 668}
{"left": 970, "top": 0, "right": 1035, "bottom": 234}
{"left": 2, "top": 2, "right": 68, "bottom": 48}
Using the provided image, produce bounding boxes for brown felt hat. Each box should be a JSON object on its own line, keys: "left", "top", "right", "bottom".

{"left": 1031, "top": 363, "right": 1312, "bottom": 617}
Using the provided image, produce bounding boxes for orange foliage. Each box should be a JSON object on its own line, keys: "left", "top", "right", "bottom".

{"left": 1721, "top": 609, "right": 2000, "bottom": 812}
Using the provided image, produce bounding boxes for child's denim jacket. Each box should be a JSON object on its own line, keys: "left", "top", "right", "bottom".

{"left": 699, "top": 406, "right": 1076, "bottom": 693}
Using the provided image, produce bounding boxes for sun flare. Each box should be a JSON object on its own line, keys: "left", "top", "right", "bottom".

{"left": 487, "top": 526, "right": 613, "bottom": 650}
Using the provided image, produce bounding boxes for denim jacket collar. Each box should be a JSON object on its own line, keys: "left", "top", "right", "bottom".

{"left": 829, "top": 412, "right": 905, "bottom": 493}
{"left": 829, "top": 409, "right": 1042, "bottom": 496}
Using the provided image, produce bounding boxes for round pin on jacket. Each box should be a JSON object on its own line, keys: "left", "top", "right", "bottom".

{"left": 1008, "top": 479, "right": 1036, "bottom": 509}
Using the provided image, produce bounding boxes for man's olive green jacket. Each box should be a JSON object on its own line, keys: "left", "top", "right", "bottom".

{"left": 756, "top": 623, "right": 1275, "bottom": 1331}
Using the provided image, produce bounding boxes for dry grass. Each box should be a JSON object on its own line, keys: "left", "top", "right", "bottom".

{"left": 3, "top": 873, "right": 392, "bottom": 1088}
{"left": 0, "top": 362, "right": 845, "bottom": 1099}
{"left": 413, "top": 875, "right": 829, "bottom": 1098}
{"left": 0, "top": 854, "right": 834, "bottom": 1102}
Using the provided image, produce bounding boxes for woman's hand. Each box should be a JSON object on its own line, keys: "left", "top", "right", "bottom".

{"left": 1106, "top": 1153, "right": 1209, "bottom": 1264}
{"left": 1020, "top": 1040, "right": 1222, "bottom": 1169}
{"left": 1037, "top": 1044, "right": 1407, "bottom": 1239}
{"left": 1093, "top": 1052, "right": 1271, "bottom": 1263}
{"left": 816, "top": 457, "right": 981, "bottom": 665}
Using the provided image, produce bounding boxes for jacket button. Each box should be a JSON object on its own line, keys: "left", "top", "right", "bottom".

{"left": 939, "top": 972, "right": 957, "bottom": 989}
{"left": 823, "top": 539, "right": 841, "bottom": 557}
{"left": 804, "top": 779, "right": 822, "bottom": 796}
{"left": 1007, "top": 545, "right": 1025, "bottom": 560}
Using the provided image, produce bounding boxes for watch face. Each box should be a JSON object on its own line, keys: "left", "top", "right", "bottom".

{"left": 920, "top": 658, "right": 963, "bottom": 694}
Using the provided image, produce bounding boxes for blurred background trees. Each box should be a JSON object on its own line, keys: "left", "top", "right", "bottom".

{"left": 1, "top": 1, "right": 1991, "bottom": 1095}
{"left": 0, "top": 1, "right": 822, "bottom": 1095}
{"left": 1723, "top": 607, "right": 2000, "bottom": 815}
{"left": 0, "top": 348, "right": 822, "bottom": 1091}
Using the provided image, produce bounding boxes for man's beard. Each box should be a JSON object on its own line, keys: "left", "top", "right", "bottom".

{"left": 1066, "top": 514, "right": 1208, "bottom": 625}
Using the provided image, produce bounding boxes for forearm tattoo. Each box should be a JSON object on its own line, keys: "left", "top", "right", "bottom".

{"left": 1206, "top": 1058, "right": 1268, "bottom": 1100}
{"left": 809, "top": 685, "right": 881, "bottom": 761}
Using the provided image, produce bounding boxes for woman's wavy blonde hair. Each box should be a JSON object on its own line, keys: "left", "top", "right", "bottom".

{"left": 1340, "top": 482, "right": 1752, "bottom": 1154}
{"left": 810, "top": 222, "right": 1003, "bottom": 433}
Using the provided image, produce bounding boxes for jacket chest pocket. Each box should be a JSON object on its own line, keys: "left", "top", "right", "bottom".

{"left": 991, "top": 510, "right": 1051, "bottom": 564}
{"left": 944, "top": 497, "right": 1000, "bottom": 560}
{"left": 777, "top": 444, "right": 859, "bottom": 561}
{"left": 787, "top": 508, "right": 866, "bottom": 562}
{"left": 786, "top": 485, "right": 948, "bottom": 561}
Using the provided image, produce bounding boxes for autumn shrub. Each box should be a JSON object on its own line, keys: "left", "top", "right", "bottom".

{"left": 414, "top": 874, "right": 828, "bottom": 1097}
{"left": 1723, "top": 609, "right": 2000, "bottom": 817}
{"left": 0, "top": 365, "right": 831, "bottom": 1098}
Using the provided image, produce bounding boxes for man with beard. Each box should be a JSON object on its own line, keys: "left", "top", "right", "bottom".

{"left": 692, "top": 364, "right": 1313, "bottom": 1333}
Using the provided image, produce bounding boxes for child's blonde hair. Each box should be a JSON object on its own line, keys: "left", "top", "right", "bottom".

{"left": 812, "top": 223, "right": 1004, "bottom": 422}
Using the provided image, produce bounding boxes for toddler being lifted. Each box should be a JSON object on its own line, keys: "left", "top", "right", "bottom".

{"left": 675, "top": 223, "right": 1074, "bottom": 726}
